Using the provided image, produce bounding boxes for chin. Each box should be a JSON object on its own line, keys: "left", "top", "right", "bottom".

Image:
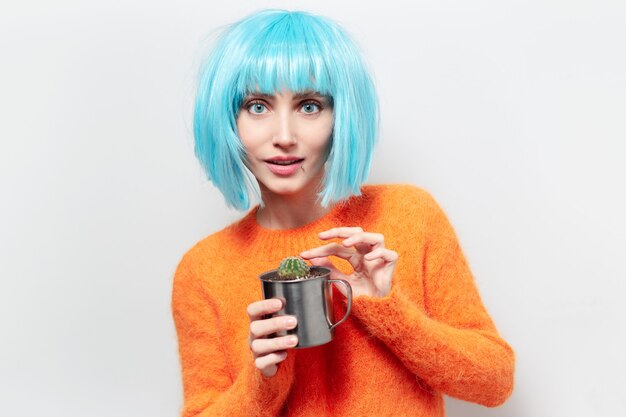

{"left": 259, "top": 176, "right": 317, "bottom": 197}
{"left": 267, "top": 183, "right": 305, "bottom": 196}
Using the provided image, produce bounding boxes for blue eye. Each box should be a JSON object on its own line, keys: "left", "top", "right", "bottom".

{"left": 301, "top": 102, "right": 320, "bottom": 114}
{"left": 248, "top": 102, "right": 267, "bottom": 114}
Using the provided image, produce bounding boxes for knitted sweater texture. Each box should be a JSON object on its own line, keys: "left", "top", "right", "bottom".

{"left": 171, "top": 184, "right": 515, "bottom": 417}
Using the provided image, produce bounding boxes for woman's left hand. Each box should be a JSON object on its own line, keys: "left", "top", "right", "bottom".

{"left": 300, "top": 227, "right": 398, "bottom": 299}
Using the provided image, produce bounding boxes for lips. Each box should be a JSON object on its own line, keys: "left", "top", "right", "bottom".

{"left": 265, "top": 157, "right": 304, "bottom": 164}
{"left": 264, "top": 158, "right": 304, "bottom": 176}
{"left": 266, "top": 159, "right": 303, "bottom": 165}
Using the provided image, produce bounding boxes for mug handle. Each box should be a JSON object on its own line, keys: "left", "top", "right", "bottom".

{"left": 327, "top": 279, "right": 352, "bottom": 331}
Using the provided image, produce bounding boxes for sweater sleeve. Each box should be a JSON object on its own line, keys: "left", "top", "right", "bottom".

{"left": 171, "top": 254, "right": 295, "bottom": 417}
{"left": 349, "top": 190, "right": 515, "bottom": 407}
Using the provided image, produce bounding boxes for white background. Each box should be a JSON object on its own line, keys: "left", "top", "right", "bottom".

{"left": 1, "top": 1, "right": 625, "bottom": 416}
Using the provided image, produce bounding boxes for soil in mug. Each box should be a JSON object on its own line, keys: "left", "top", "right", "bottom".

{"left": 265, "top": 268, "right": 328, "bottom": 282}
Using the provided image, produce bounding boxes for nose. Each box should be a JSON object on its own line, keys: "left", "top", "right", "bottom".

{"left": 271, "top": 112, "right": 297, "bottom": 148}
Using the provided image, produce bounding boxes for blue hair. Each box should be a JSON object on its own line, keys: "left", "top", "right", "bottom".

{"left": 193, "top": 9, "right": 379, "bottom": 210}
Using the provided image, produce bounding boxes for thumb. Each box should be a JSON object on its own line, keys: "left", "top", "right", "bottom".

{"left": 309, "top": 256, "right": 340, "bottom": 274}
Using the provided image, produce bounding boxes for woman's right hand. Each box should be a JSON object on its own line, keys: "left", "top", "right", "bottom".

{"left": 247, "top": 298, "right": 298, "bottom": 378}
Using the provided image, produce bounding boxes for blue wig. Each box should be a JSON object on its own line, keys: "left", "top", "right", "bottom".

{"left": 193, "top": 9, "right": 379, "bottom": 210}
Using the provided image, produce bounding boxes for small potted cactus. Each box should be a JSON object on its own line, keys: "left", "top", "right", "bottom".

{"left": 258, "top": 255, "right": 352, "bottom": 348}
{"left": 276, "top": 256, "right": 313, "bottom": 280}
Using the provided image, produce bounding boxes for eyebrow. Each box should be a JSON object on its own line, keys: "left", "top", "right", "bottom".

{"left": 245, "top": 90, "right": 325, "bottom": 100}
{"left": 293, "top": 90, "right": 323, "bottom": 100}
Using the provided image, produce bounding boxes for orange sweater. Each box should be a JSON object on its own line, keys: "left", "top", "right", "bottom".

{"left": 171, "top": 184, "right": 514, "bottom": 417}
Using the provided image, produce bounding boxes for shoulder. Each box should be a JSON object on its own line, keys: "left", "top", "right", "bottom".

{"left": 356, "top": 184, "right": 459, "bottom": 252}
{"left": 363, "top": 184, "right": 459, "bottom": 241}
{"left": 357, "top": 183, "right": 454, "bottom": 236}
{"left": 360, "top": 183, "right": 443, "bottom": 215}
{"left": 173, "top": 209, "right": 256, "bottom": 283}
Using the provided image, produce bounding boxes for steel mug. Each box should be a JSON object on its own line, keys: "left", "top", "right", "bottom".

{"left": 259, "top": 266, "right": 352, "bottom": 348}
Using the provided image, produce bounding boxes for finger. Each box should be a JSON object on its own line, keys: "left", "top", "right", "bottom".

{"left": 363, "top": 248, "right": 399, "bottom": 263}
{"left": 250, "top": 335, "right": 298, "bottom": 356}
{"left": 255, "top": 351, "right": 289, "bottom": 376}
{"left": 308, "top": 256, "right": 336, "bottom": 269}
{"left": 260, "top": 363, "right": 278, "bottom": 378}
{"left": 302, "top": 242, "right": 367, "bottom": 271}
{"left": 247, "top": 298, "right": 283, "bottom": 321}
{"left": 249, "top": 315, "right": 297, "bottom": 339}
{"left": 317, "top": 227, "right": 364, "bottom": 240}
{"left": 308, "top": 256, "right": 348, "bottom": 280}
{"left": 342, "top": 232, "right": 385, "bottom": 249}
{"left": 300, "top": 242, "right": 355, "bottom": 261}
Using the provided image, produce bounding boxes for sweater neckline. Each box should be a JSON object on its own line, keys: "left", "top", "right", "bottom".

{"left": 249, "top": 201, "right": 346, "bottom": 234}
{"left": 230, "top": 191, "right": 361, "bottom": 260}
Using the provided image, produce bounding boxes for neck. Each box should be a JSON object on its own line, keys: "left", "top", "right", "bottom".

{"left": 256, "top": 185, "right": 334, "bottom": 230}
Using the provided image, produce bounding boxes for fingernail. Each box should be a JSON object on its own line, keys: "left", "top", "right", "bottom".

{"left": 287, "top": 336, "right": 298, "bottom": 346}
{"left": 284, "top": 317, "right": 297, "bottom": 328}
{"left": 272, "top": 299, "right": 282, "bottom": 309}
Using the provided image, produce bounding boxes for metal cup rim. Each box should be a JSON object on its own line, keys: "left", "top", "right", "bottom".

{"left": 258, "top": 266, "right": 330, "bottom": 283}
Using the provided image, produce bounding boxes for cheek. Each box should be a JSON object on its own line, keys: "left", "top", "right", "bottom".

{"left": 313, "top": 117, "right": 333, "bottom": 153}
{"left": 236, "top": 117, "right": 261, "bottom": 150}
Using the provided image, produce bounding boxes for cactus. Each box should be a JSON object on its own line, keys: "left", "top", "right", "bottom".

{"left": 277, "top": 256, "right": 311, "bottom": 280}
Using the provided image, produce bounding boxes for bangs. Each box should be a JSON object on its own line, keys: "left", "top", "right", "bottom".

{"left": 231, "top": 13, "right": 333, "bottom": 102}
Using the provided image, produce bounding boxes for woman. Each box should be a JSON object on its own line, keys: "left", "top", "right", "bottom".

{"left": 172, "top": 9, "right": 514, "bottom": 417}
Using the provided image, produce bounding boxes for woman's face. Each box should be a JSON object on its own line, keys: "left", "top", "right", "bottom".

{"left": 236, "top": 90, "right": 333, "bottom": 198}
